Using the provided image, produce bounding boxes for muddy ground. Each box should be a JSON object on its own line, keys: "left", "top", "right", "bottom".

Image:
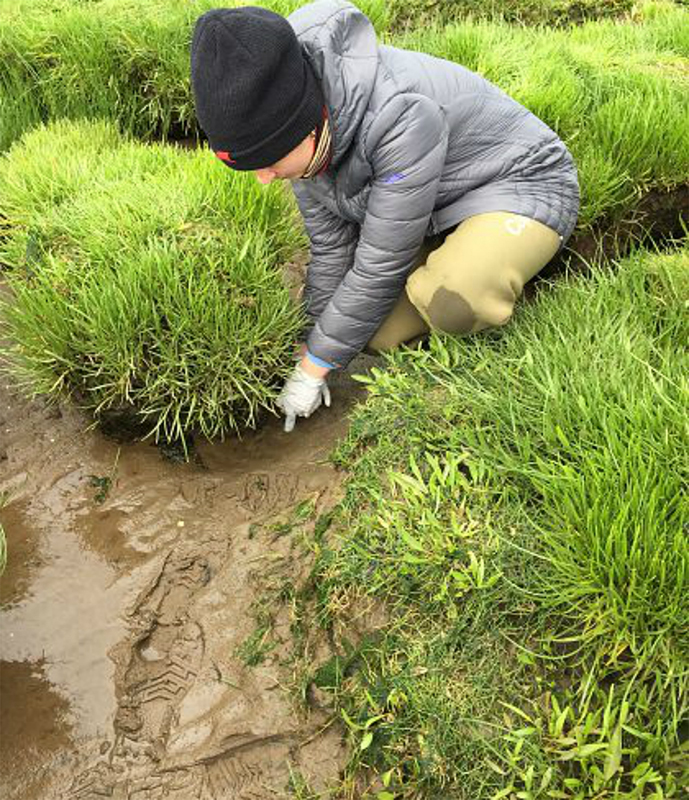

{"left": 0, "top": 358, "right": 375, "bottom": 800}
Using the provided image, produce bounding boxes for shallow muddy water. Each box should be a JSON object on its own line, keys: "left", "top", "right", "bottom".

{"left": 0, "top": 360, "right": 372, "bottom": 800}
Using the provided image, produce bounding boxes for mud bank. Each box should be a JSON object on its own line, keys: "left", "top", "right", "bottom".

{"left": 547, "top": 185, "right": 689, "bottom": 276}
{"left": 0, "top": 361, "right": 372, "bottom": 800}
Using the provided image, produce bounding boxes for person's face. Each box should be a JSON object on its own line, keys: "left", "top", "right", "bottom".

{"left": 254, "top": 131, "right": 316, "bottom": 184}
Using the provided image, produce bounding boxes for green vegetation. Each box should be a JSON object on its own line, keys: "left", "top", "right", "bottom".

{"left": 0, "top": 119, "right": 305, "bottom": 445}
{"left": 0, "top": 0, "right": 199, "bottom": 151}
{"left": 87, "top": 447, "right": 120, "bottom": 503}
{"left": 392, "top": 4, "right": 689, "bottom": 229}
{"left": 0, "top": 0, "right": 387, "bottom": 152}
{"left": 265, "top": 245, "right": 688, "bottom": 798}
{"left": 1, "top": 0, "right": 687, "bottom": 234}
{"left": 386, "top": 0, "right": 636, "bottom": 32}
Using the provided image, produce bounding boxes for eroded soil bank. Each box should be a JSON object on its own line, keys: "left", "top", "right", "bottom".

{"left": 545, "top": 185, "right": 689, "bottom": 276}
{"left": 0, "top": 362, "right": 372, "bottom": 800}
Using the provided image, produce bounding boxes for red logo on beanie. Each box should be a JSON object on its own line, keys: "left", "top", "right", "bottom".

{"left": 215, "top": 151, "right": 236, "bottom": 164}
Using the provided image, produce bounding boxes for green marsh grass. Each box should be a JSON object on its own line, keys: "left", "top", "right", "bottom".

{"left": 0, "top": 0, "right": 202, "bottom": 151}
{"left": 385, "top": 0, "right": 637, "bottom": 32}
{"left": 1, "top": 0, "right": 687, "bottom": 234}
{"left": 303, "top": 245, "right": 688, "bottom": 798}
{"left": 0, "top": 0, "right": 388, "bottom": 152}
{"left": 0, "top": 118, "right": 306, "bottom": 445}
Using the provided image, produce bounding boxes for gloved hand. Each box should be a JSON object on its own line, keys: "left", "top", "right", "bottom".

{"left": 276, "top": 364, "right": 331, "bottom": 432}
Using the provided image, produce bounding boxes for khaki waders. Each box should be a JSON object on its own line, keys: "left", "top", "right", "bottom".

{"left": 366, "top": 211, "right": 563, "bottom": 352}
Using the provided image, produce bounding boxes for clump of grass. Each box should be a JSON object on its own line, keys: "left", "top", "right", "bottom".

{"left": 0, "top": 0, "right": 200, "bottom": 151}
{"left": 0, "top": 0, "right": 389, "bottom": 152}
{"left": 390, "top": 2, "right": 689, "bottom": 229}
{"left": 0, "top": 118, "right": 306, "bottom": 446}
{"left": 385, "top": 0, "right": 637, "bottom": 33}
{"left": 306, "top": 244, "right": 688, "bottom": 797}
{"left": 1, "top": 1, "right": 687, "bottom": 239}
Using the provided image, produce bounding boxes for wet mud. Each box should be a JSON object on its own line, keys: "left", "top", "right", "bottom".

{"left": 0, "top": 359, "right": 373, "bottom": 800}
{"left": 544, "top": 185, "right": 689, "bottom": 277}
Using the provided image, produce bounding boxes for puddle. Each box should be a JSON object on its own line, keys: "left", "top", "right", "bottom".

{"left": 0, "top": 356, "right": 374, "bottom": 799}
{"left": 0, "top": 500, "right": 42, "bottom": 606}
{"left": 0, "top": 659, "right": 74, "bottom": 798}
{"left": 0, "top": 496, "right": 134, "bottom": 741}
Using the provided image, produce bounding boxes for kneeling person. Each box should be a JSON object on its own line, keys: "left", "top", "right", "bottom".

{"left": 190, "top": 0, "right": 580, "bottom": 432}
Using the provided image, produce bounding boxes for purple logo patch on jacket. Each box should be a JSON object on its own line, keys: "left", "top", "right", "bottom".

{"left": 381, "top": 173, "right": 406, "bottom": 184}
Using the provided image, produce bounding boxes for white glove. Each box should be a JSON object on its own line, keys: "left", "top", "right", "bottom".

{"left": 276, "top": 364, "right": 331, "bottom": 432}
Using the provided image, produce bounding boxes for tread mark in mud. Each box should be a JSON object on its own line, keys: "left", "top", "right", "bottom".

{"left": 206, "top": 755, "right": 265, "bottom": 800}
{"left": 135, "top": 647, "right": 201, "bottom": 704}
{"left": 128, "top": 767, "right": 206, "bottom": 799}
{"left": 126, "top": 622, "right": 204, "bottom": 731}
{"left": 134, "top": 554, "right": 211, "bottom": 625}
{"left": 203, "top": 735, "right": 292, "bottom": 800}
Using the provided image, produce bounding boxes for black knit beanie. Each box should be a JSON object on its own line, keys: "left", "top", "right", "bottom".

{"left": 190, "top": 6, "right": 324, "bottom": 171}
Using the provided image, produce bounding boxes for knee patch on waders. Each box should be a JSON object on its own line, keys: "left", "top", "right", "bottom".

{"left": 423, "top": 286, "right": 478, "bottom": 334}
{"left": 410, "top": 280, "right": 516, "bottom": 334}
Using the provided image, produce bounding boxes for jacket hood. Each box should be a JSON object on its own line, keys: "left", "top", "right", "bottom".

{"left": 288, "top": 0, "right": 378, "bottom": 168}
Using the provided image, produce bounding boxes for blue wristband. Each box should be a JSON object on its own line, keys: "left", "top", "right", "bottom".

{"left": 306, "top": 350, "right": 335, "bottom": 370}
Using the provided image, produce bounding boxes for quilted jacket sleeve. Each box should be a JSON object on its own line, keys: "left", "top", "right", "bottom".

{"left": 306, "top": 93, "right": 448, "bottom": 368}
{"left": 292, "top": 182, "right": 359, "bottom": 340}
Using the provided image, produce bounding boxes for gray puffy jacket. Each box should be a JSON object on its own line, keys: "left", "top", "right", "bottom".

{"left": 288, "top": 0, "right": 580, "bottom": 368}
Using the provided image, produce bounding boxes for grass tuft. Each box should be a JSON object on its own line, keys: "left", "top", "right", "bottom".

{"left": 1, "top": 1, "right": 688, "bottom": 234}
{"left": 0, "top": 118, "right": 306, "bottom": 446}
{"left": 306, "top": 244, "right": 688, "bottom": 798}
